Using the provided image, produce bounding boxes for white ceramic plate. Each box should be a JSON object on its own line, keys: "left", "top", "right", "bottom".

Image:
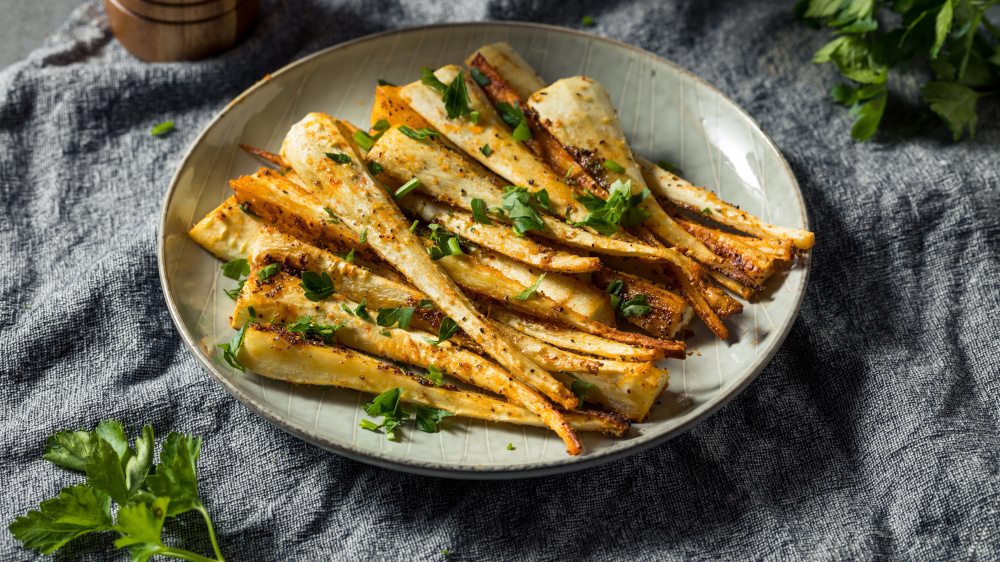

{"left": 158, "top": 22, "right": 810, "bottom": 479}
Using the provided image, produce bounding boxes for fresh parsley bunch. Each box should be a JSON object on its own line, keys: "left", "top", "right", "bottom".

{"left": 9, "top": 421, "right": 226, "bottom": 561}
{"left": 796, "top": 0, "right": 1000, "bottom": 141}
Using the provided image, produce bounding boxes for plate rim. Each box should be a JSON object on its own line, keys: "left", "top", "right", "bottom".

{"left": 157, "top": 21, "right": 812, "bottom": 479}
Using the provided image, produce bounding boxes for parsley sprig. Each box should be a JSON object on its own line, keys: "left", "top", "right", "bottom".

{"left": 570, "top": 179, "right": 651, "bottom": 236}
{"left": 9, "top": 421, "right": 227, "bottom": 561}
{"left": 796, "top": 0, "right": 1000, "bottom": 141}
{"left": 495, "top": 102, "right": 533, "bottom": 141}
{"left": 220, "top": 258, "right": 250, "bottom": 300}
{"left": 605, "top": 280, "right": 653, "bottom": 318}
{"left": 287, "top": 316, "right": 346, "bottom": 343}
{"left": 493, "top": 186, "right": 553, "bottom": 236}
{"left": 360, "top": 388, "right": 454, "bottom": 440}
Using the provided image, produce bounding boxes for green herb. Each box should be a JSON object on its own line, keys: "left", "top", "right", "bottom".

{"left": 323, "top": 206, "right": 339, "bottom": 221}
{"left": 620, "top": 294, "right": 652, "bottom": 318}
{"left": 398, "top": 125, "right": 440, "bottom": 140}
{"left": 700, "top": 207, "right": 712, "bottom": 216}
{"left": 424, "top": 317, "right": 459, "bottom": 345}
{"left": 605, "top": 279, "right": 624, "bottom": 311}
{"left": 417, "top": 299, "right": 435, "bottom": 308}
{"left": 420, "top": 68, "right": 448, "bottom": 94}
{"left": 470, "top": 68, "right": 491, "bottom": 86}
{"left": 569, "top": 179, "right": 650, "bottom": 235}
{"left": 373, "top": 119, "right": 390, "bottom": 131}
{"left": 362, "top": 388, "right": 410, "bottom": 441}
{"left": 286, "top": 316, "right": 345, "bottom": 343}
{"left": 248, "top": 306, "right": 256, "bottom": 319}
{"left": 507, "top": 443, "right": 514, "bottom": 450}
{"left": 442, "top": 71, "right": 472, "bottom": 119}
{"left": 394, "top": 177, "right": 421, "bottom": 199}
{"left": 376, "top": 307, "right": 416, "bottom": 330}
{"left": 342, "top": 299, "right": 370, "bottom": 321}
{"left": 442, "top": 550, "right": 452, "bottom": 557}
{"left": 603, "top": 160, "right": 626, "bottom": 174}
{"left": 220, "top": 258, "right": 250, "bottom": 280}
{"left": 378, "top": 79, "right": 397, "bottom": 87}
{"left": 336, "top": 249, "right": 356, "bottom": 263}
{"left": 471, "top": 198, "right": 493, "bottom": 225}
{"left": 424, "top": 365, "right": 445, "bottom": 386}
{"left": 469, "top": 110, "right": 481, "bottom": 124}
{"left": 358, "top": 227, "right": 368, "bottom": 245}
{"left": 499, "top": 186, "right": 547, "bottom": 236}
{"left": 151, "top": 121, "right": 174, "bottom": 136}
{"left": 426, "top": 224, "right": 465, "bottom": 260}
{"left": 325, "top": 152, "right": 352, "bottom": 164}
{"left": 353, "top": 130, "right": 383, "bottom": 152}
{"left": 238, "top": 203, "right": 258, "bottom": 217}
{"left": 299, "top": 271, "right": 336, "bottom": 301}
{"left": 570, "top": 376, "right": 595, "bottom": 409}
{"left": 380, "top": 329, "right": 392, "bottom": 337}
{"left": 582, "top": 15, "right": 595, "bottom": 26}
{"left": 514, "top": 273, "right": 547, "bottom": 301}
{"left": 795, "top": 0, "right": 1000, "bottom": 141}
{"left": 480, "top": 143, "right": 492, "bottom": 156}
{"left": 413, "top": 405, "right": 454, "bottom": 433}
{"left": 410, "top": 220, "right": 420, "bottom": 232}
{"left": 9, "top": 422, "right": 226, "bottom": 561}
{"left": 217, "top": 324, "right": 249, "bottom": 372}
{"left": 359, "top": 419, "right": 380, "bottom": 431}
{"left": 657, "top": 160, "right": 679, "bottom": 174}
{"left": 495, "top": 102, "right": 533, "bottom": 141}
{"left": 256, "top": 263, "right": 281, "bottom": 280}
{"left": 511, "top": 120, "right": 532, "bottom": 141}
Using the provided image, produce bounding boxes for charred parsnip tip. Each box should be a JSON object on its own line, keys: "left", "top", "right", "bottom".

{"left": 279, "top": 113, "right": 580, "bottom": 416}
{"left": 636, "top": 155, "right": 815, "bottom": 250}
{"left": 238, "top": 324, "right": 628, "bottom": 437}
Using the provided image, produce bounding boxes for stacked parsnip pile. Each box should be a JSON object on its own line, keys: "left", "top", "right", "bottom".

{"left": 188, "top": 43, "right": 814, "bottom": 455}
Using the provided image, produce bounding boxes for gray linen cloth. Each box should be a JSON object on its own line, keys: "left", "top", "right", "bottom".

{"left": 2, "top": 1, "right": 998, "bottom": 560}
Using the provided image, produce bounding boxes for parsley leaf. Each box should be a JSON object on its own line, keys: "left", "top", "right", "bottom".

{"left": 143, "top": 432, "right": 202, "bottom": 517}
{"left": 657, "top": 160, "right": 679, "bottom": 174}
{"left": 376, "top": 306, "right": 416, "bottom": 330}
{"left": 325, "top": 152, "right": 352, "bottom": 164}
{"left": 603, "top": 160, "right": 626, "bottom": 174}
{"left": 257, "top": 263, "right": 281, "bottom": 280}
{"left": 43, "top": 428, "right": 101, "bottom": 472}
{"left": 620, "top": 294, "right": 653, "bottom": 317}
{"left": 922, "top": 81, "right": 983, "bottom": 140}
{"left": 514, "top": 273, "right": 547, "bottom": 301}
{"left": 424, "top": 317, "right": 459, "bottom": 345}
{"left": 336, "top": 249, "right": 356, "bottom": 263}
{"left": 569, "top": 376, "right": 595, "bottom": 409}
{"left": 495, "top": 102, "right": 533, "bottom": 140}
{"left": 112, "top": 496, "right": 170, "bottom": 553}
{"left": 480, "top": 143, "right": 492, "bottom": 156}
{"left": 569, "top": 179, "right": 650, "bottom": 235}
{"left": 362, "top": 388, "right": 412, "bottom": 441}
{"left": 605, "top": 279, "right": 624, "bottom": 311}
{"left": 373, "top": 119, "right": 390, "bottom": 131}
{"left": 359, "top": 227, "right": 368, "bottom": 245}
{"left": 426, "top": 224, "right": 465, "bottom": 260}
{"left": 8, "top": 485, "right": 112, "bottom": 554}
{"left": 368, "top": 161, "right": 384, "bottom": 176}
{"left": 353, "top": 130, "right": 383, "bottom": 151}
{"left": 471, "top": 198, "right": 493, "bottom": 225}
{"left": 442, "top": 71, "right": 473, "bottom": 119}
{"left": 500, "top": 186, "right": 546, "bottom": 236}
{"left": 378, "top": 79, "right": 397, "bottom": 87}
{"left": 417, "top": 299, "right": 435, "bottom": 308}
{"left": 470, "top": 68, "right": 491, "bottom": 86}
{"left": 507, "top": 443, "right": 514, "bottom": 450}
{"left": 413, "top": 405, "right": 454, "bottom": 433}
{"left": 218, "top": 324, "right": 249, "bottom": 372}
{"left": 287, "top": 315, "right": 346, "bottom": 343}
{"left": 700, "top": 207, "right": 713, "bottom": 216}
{"left": 582, "top": 15, "right": 595, "bottom": 26}
{"left": 220, "top": 258, "right": 250, "bottom": 280}
{"left": 420, "top": 68, "right": 448, "bottom": 94}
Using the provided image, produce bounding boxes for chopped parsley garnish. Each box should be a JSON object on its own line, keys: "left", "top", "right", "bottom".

{"left": 376, "top": 306, "right": 416, "bottom": 330}
{"left": 420, "top": 68, "right": 448, "bottom": 94}
{"left": 499, "top": 186, "right": 548, "bottom": 236}
{"left": 220, "top": 258, "right": 250, "bottom": 280}
{"left": 218, "top": 324, "right": 249, "bottom": 372}
{"left": 151, "top": 121, "right": 174, "bottom": 136}
{"left": 603, "top": 159, "right": 626, "bottom": 174}
{"left": 426, "top": 224, "right": 464, "bottom": 260}
{"left": 299, "top": 270, "right": 335, "bottom": 301}
{"left": 248, "top": 306, "right": 257, "bottom": 319}
{"left": 286, "top": 315, "right": 346, "bottom": 343}
{"left": 657, "top": 160, "right": 679, "bottom": 174}
{"left": 380, "top": 329, "right": 392, "bottom": 337}
{"left": 470, "top": 68, "right": 491, "bottom": 86}
{"left": 372, "top": 119, "right": 390, "bottom": 131}
{"left": 471, "top": 198, "right": 493, "bottom": 225}
{"left": 417, "top": 299, "right": 435, "bottom": 308}
{"left": 605, "top": 279, "right": 624, "bottom": 310}
{"left": 480, "top": 143, "right": 492, "bottom": 156}
{"left": 469, "top": 110, "right": 481, "bottom": 124}
{"left": 239, "top": 203, "right": 258, "bottom": 217}
{"left": 700, "top": 207, "right": 713, "bottom": 216}
{"left": 507, "top": 443, "right": 514, "bottom": 450}
{"left": 256, "top": 263, "right": 281, "bottom": 280}
{"left": 495, "top": 102, "right": 533, "bottom": 141}
{"left": 359, "top": 227, "right": 368, "bottom": 245}
{"left": 325, "top": 152, "right": 352, "bottom": 164}
{"left": 513, "top": 273, "right": 547, "bottom": 301}
{"left": 342, "top": 299, "right": 370, "bottom": 321}
{"left": 424, "top": 317, "right": 459, "bottom": 346}
{"left": 442, "top": 71, "right": 472, "bottom": 119}
{"left": 361, "top": 388, "right": 453, "bottom": 440}
{"left": 619, "top": 294, "right": 653, "bottom": 318}
{"left": 424, "top": 365, "right": 445, "bottom": 386}
{"left": 409, "top": 220, "right": 420, "bottom": 232}
{"left": 582, "top": 15, "right": 595, "bottom": 26}
{"left": 569, "top": 375, "right": 595, "bottom": 409}
{"left": 323, "top": 206, "right": 339, "bottom": 221}
{"left": 378, "top": 79, "right": 397, "bottom": 87}
{"left": 367, "top": 161, "right": 384, "bottom": 176}
{"left": 569, "top": 179, "right": 650, "bottom": 235}
{"left": 413, "top": 405, "right": 454, "bottom": 433}
{"left": 393, "top": 177, "right": 421, "bottom": 199}
{"left": 336, "top": 249, "right": 356, "bottom": 263}
{"left": 398, "top": 125, "right": 440, "bottom": 140}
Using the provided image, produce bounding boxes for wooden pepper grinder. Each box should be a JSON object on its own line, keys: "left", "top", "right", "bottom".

{"left": 104, "top": 0, "right": 259, "bottom": 62}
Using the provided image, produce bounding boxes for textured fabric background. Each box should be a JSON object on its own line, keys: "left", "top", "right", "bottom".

{"left": 2, "top": 1, "right": 999, "bottom": 560}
